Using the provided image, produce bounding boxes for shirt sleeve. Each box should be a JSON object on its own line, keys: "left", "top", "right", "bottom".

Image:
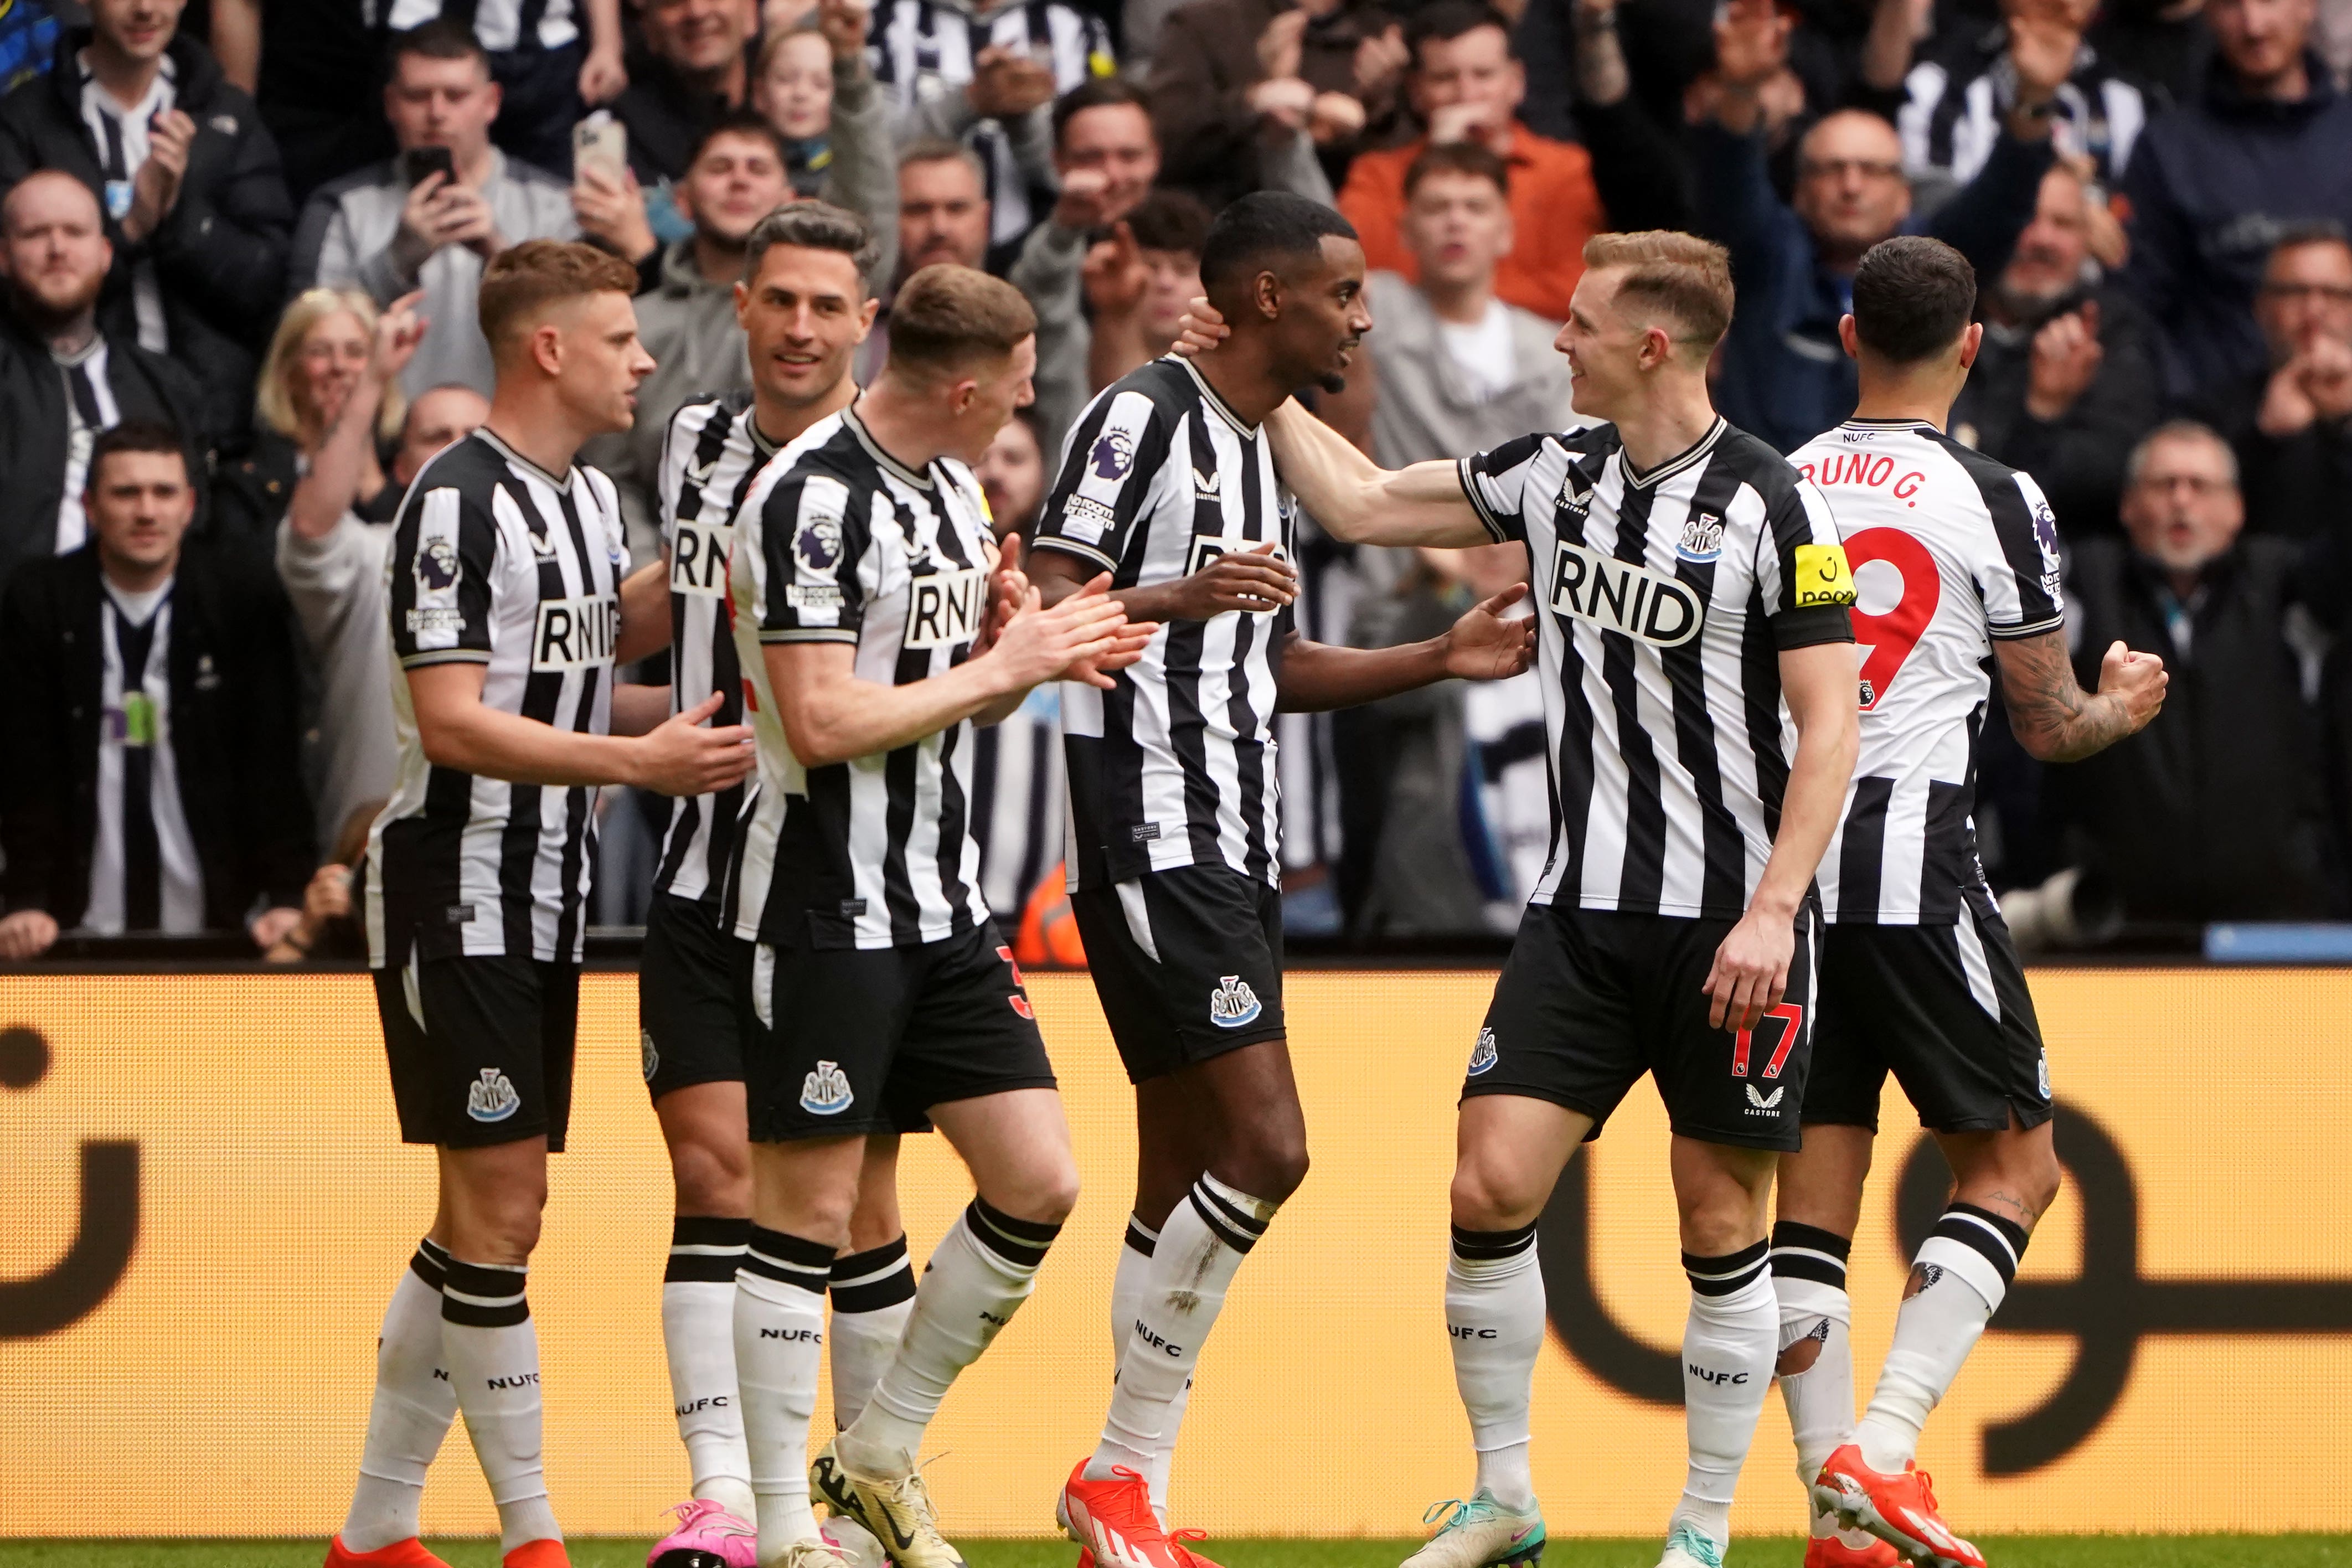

{"left": 1976, "top": 468, "right": 2067, "bottom": 638}
{"left": 754, "top": 470, "right": 866, "bottom": 644}
{"left": 1031, "top": 387, "right": 1175, "bottom": 573}
{"left": 1757, "top": 477, "right": 1858, "bottom": 650}
{"left": 386, "top": 484, "right": 499, "bottom": 667}
{"left": 1456, "top": 433, "right": 1550, "bottom": 544}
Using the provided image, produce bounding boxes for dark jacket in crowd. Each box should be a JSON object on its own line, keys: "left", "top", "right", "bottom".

{"left": 1951, "top": 284, "right": 2163, "bottom": 537}
{"left": 0, "top": 313, "right": 209, "bottom": 601}
{"left": 1695, "top": 117, "right": 2054, "bottom": 453}
{"left": 2057, "top": 535, "right": 2340, "bottom": 925}
{"left": 0, "top": 29, "right": 293, "bottom": 443}
{"left": 613, "top": 44, "right": 757, "bottom": 184}
{"left": 1147, "top": 0, "right": 1406, "bottom": 210}
{"left": 0, "top": 541, "right": 313, "bottom": 932}
{"left": 2187, "top": 370, "right": 2352, "bottom": 541}
{"left": 2121, "top": 51, "right": 2352, "bottom": 404}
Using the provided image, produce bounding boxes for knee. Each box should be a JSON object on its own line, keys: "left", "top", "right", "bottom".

{"left": 1678, "top": 1179, "right": 1770, "bottom": 1259}
{"left": 670, "top": 1135, "right": 751, "bottom": 1220}
{"left": 2015, "top": 1140, "right": 2063, "bottom": 1222}
{"left": 1450, "top": 1156, "right": 1540, "bottom": 1232}
{"left": 1232, "top": 1136, "right": 1309, "bottom": 1205}
{"left": 988, "top": 1154, "right": 1081, "bottom": 1229}
{"left": 454, "top": 1187, "right": 545, "bottom": 1265}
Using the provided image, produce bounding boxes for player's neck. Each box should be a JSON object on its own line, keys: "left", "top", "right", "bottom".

{"left": 1850, "top": 369, "right": 1958, "bottom": 431}
{"left": 1189, "top": 341, "right": 1286, "bottom": 430}
{"left": 753, "top": 372, "right": 858, "bottom": 450}
{"left": 482, "top": 389, "right": 590, "bottom": 482}
{"left": 1610, "top": 377, "right": 1720, "bottom": 475}
{"left": 854, "top": 374, "right": 955, "bottom": 473}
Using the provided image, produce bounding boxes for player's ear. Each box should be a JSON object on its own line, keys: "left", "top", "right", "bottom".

{"left": 1254, "top": 267, "right": 1282, "bottom": 321}
{"left": 1837, "top": 313, "right": 1859, "bottom": 362}
{"left": 1958, "top": 321, "right": 1984, "bottom": 370}
{"left": 529, "top": 321, "right": 565, "bottom": 378}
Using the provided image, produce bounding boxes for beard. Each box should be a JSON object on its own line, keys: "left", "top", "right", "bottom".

{"left": 1316, "top": 370, "right": 1347, "bottom": 395}
{"left": 9, "top": 272, "right": 102, "bottom": 335}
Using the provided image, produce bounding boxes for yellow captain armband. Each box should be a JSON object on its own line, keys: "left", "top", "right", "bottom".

{"left": 1793, "top": 542, "right": 1857, "bottom": 607}
{"left": 1089, "top": 49, "right": 1116, "bottom": 75}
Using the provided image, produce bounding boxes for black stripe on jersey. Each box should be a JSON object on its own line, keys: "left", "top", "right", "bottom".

{"left": 929, "top": 508, "right": 981, "bottom": 930}
{"left": 1739, "top": 586, "right": 1791, "bottom": 840}
{"left": 498, "top": 478, "right": 572, "bottom": 958}
{"left": 1919, "top": 778, "right": 1970, "bottom": 921}
{"left": 1669, "top": 456, "right": 1751, "bottom": 913}
{"left": 550, "top": 485, "right": 601, "bottom": 964}
{"left": 1601, "top": 477, "right": 1672, "bottom": 911}
{"left": 880, "top": 487, "right": 934, "bottom": 945}
{"left": 1230, "top": 427, "right": 1274, "bottom": 883}
{"left": 1923, "top": 429, "right": 2064, "bottom": 639}
{"left": 1838, "top": 773, "right": 1893, "bottom": 918}
{"left": 1165, "top": 414, "right": 1229, "bottom": 870}
{"left": 1548, "top": 478, "right": 1602, "bottom": 901}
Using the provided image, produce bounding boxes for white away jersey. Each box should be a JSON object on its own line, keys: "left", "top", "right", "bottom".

{"left": 1459, "top": 417, "right": 1856, "bottom": 919}
{"left": 651, "top": 393, "right": 780, "bottom": 909}
{"left": 366, "top": 429, "right": 628, "bottom": 966}
{"left": 724, "top": 406, "right": 995, "bottom": 950}
{"left": 1794, "top": 419, "right": 2065, "bottom": 924}
{"left": 1034, "top": 357, "right": 1293, "bottom": 893}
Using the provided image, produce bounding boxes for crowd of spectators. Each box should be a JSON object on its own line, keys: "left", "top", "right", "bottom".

{"left": 1, "top": 0, "right": 2350, "bottom": 962}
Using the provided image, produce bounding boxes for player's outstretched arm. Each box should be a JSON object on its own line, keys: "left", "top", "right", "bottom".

{"left": 409, "top": 663, "right": 755, "bottom": 795}
{"left": 1263, "top": 399, "right": 1490, "bottom": 548}
{"left": 1701, "top": 641, "right": 1861, "bottom": 1031}
{"left": 766, "top": 581, "right": 1157, "bottom": 767}
{"left": 1275, "top": 584, "right": 1538, "bottom": 712}
{"left": 1995, "top": 631, "right": 2167, "bottom": 762}
{"left": 1030, "top": 535, "right": 1299, "bottom": 621}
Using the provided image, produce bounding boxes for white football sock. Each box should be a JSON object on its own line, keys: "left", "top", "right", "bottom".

{"left": 664, "top": 1216, "right": 755, "bottom": 1521}
{"left": 1771, "top": 1222, "right": 1858, "bottom": 1540}
{"left": 1856, "top": 1204, "right": 2026, "bottom": 1473}
{"left": 440, "top": 1257, "right": 561, "bottom": 1552}
{"left": 737, "top": 1226, "right": 835, "bottom": 1559}
{"left": 1108, "top": 1215, "right": 1191, "bottom": 1524}
{"left": 1089, "top": 1177, "right": 1277, "bottom": 1484}
{"left": 1672, "top": 1241, "right": 1776, "bottom": 1554}
{"left": 1444, "top": 1221, "right": 1544, "bottom": 1512}
{"left": 829, "top": 1236, "right": 917, "bottom": 1431}
{"left": 839, "top": 1198, "right": 1061, "bottom": 1475}
{"left": 341, "top": 1240, "right": 458, "bottom": 1552}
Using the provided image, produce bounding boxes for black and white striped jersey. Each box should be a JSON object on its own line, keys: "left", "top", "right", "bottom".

{"left": 649, "top": 393, "right": 781, "bottom": 910}
{"left": 1792, "top": 420, "right": 2066, "bottom": 925}
{"left": 366, "top": 429, "right": 630, "bottom": 966}
{"left": 725, "top": 406, "right": 995, "bottom": 950}
{"left": 868, "top": 0, "right": 1113, "bottom": 245}
{"left": 1897, "top": 31, "right": 2144, "bottom": 190}
{"left": 1458, "top": 417, "right": 1855, "bottom": 920}
{"left": 970, "top": 685, "right": 1067, "bottom": 916}
{"left": 1033, "top": 357, "right": 1293, "bottom": 893}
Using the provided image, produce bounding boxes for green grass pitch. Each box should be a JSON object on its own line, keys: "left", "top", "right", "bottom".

{"left": 3, "top": 1541, "right": 2347, "bottom": 1568}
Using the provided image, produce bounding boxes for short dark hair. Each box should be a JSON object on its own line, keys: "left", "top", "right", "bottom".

{"left": 691, "top": 109, "right": 790, "bottom": 173}
{"left": 899, "top": 136, "right": 986, "bottom": 183}
{"left": 390, "top": 18, "right": 491, "bottom": 73}
{"left": 1851, "top": 235, "right": 1977, "bottom": 363}
{"left": 1199, "top": 193, "right": 1358, "bottom": 311}
{"left": 1407, "top": 1, "right": 1514, "bottom": 64}
{"left": 743, "top": 199, "right": 883, "bottom": 290}
{"left": 87, "top": 420, "right": 188, "bottom": 491}
{"left": 1404, "top": 140, "right": 1509, "bottom": 199}
{"left": 1052, "top": 76, "right": 1153, "bottom": 149}
{"left": 888, "top": 264, "right": 1038, "bottom": 379}
{"left": 478, "top": 240, "right": 643, "bottom": 354}
{"left": 1126, "top": 189, "right": 1214, "bottom": 259}
{"left": 2268, "top": 219, "right": 2352, "bottom": 266}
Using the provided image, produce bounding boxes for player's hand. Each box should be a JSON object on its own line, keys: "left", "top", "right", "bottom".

{"left": 630, "top": 692, "right": 756, "bottom": 795}
{"left": 1702, "top": 904, "right": 1794, "bottom": 1033}
{"left": 0, "top": 908, "right": 60, "bottom": 961}
{"left": 1170, "top": 296, "right": 1230, "bottom": 358}
{"left": 1170, "top": 540, "right": 1297, "bottom": 618}
{"left": 1441, "top": 584, "right": 1538, "bottom": 680}
{"left": 986, "top": 577, "right": 1153, "bottom": 689}
{"left": 2096, "top": 639, "right": 2167, "bottom": 734}
{"left": 972, "top": 532, "right": 1033, "bottom": 657}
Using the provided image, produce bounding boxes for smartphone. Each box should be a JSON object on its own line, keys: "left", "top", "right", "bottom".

{"left": 573, "top": 113, "right": 629, "bottom": 184}
{"left": 399, "top": 145, "right": 456, "bottom": 189}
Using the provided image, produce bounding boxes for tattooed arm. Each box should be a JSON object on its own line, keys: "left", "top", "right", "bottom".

{"left": 1994, "top": 631, "right": 2169, "bottom": 762}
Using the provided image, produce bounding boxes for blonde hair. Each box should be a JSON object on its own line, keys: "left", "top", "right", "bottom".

{"left": 257, "top": 288, "right": 406, "bottom": 445}
{"left": 1581, "top": 230, "right": 1736, "bottom": 352}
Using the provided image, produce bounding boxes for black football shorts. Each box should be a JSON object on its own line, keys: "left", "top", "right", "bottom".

{"left": 1805, "top": 894, "right": 2052, "bottom": 1134}
{"left": 1464, "top": 902, "right": 1820, "bottom": 1152}
{"left": 375, "top": 953, "right": 579, "bottom": 1151}
{"left": 1069, "top": 864, "right": 1287, "bottom": 1084}
{"left": 638, "top": 891, "right": 746, "bottom": 1102}
{"left": 735, "top": 920, "right": 1056, "bottom": 1144}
